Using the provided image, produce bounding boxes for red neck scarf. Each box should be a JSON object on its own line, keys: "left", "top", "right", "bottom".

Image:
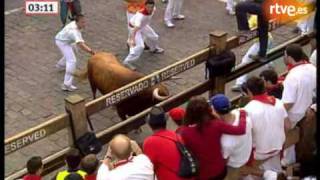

{"left": 113, "top": 156, "right": 134, "bottom": 168}
{"left": 252, "top": 93, "right": 276, "bottom": 106}
{"left": 140, "top": 7, "right": 151, "bottom": 15}
{"left": 287, "top": 60, "right": 310, "bottom": 71}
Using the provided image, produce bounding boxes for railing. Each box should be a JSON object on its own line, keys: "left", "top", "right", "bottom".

{"left": 5, "top": 12, "right": 315, "bottom": 179}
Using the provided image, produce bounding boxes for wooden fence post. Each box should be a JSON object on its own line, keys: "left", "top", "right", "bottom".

{"left": 65, "top": 94, "right": 89, "bottom": 146}
{"left": 208, "top": 31, "right": 228, "bottom": 98}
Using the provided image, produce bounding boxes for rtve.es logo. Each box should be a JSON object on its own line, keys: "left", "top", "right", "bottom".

{"left": 263, "top": 0, "right": 311, "bottom": 23}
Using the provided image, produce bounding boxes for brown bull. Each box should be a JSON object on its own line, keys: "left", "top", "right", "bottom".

{"left": 84, "top": 52, "right": 170, "bottom": 120}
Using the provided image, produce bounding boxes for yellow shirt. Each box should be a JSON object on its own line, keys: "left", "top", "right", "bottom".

{"left": 249, "top": 15, "right": 273, "bottom": 43}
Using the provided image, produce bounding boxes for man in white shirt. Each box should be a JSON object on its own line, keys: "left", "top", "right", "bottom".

{"left": 124, "top": 0, "right": 164, "bottom": 71}
{"left": 97, "top": 134, "right": 154, "bottom": 180}
{"left": 164, "top": 0, "right": 185, "bottom": 27}
{"left": 281, "top": 44, "right": 316, "bottom": 166}
{"left": 243, "top": 77, "right": 290, "bottom": 177}
{"left": 210, "top": 94, "right": 252, "bottom": 180}
{"left": 55, "top": 14, "right": 95, "bottom": 91}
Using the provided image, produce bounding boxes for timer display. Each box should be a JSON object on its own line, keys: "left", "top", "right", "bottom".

{"left": 25, "top": 0, "right": 59, "bottom": 15}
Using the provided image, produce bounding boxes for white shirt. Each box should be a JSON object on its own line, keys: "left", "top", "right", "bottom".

{"left": 129, "top": 7, "right": 155, "bottom": 29}
{"left": 97, "top": 154, "right": 154, "bottom": 180}
{"left": 310, "top": 50, "right": 317, "bottom": 66}
{"left": 282, "top": 63, "right": 316, "bottom": 125}
{"left": 55, "top": 21, "right": 84, "bottom": 44}
{"left": 245, "top": 99, "right": 287, "bottom": 160}
{"left": 221, "top": 109, "right": 253, "bottom": 168}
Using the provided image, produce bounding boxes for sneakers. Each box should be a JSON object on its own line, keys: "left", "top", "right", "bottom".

{"left": 150, "top": 47, "right": 164, "bottom": 54}
{"left": 61, "top": 84, "right": 78, "bottom": 92}
{"left": 165, "top": 21, "right": 175, "bottom": 28}
{"left": 173, "top": 14, "right": 185, "bottom": 20}
{"left": 249, "top": 54, "right": 268, "bottom": 62}
{"left": 55, "top": 64, "right": 65, "bottom": 71}
{"left": 123, "top": 62, "right": 137, "bottom": 71}
{"left": 231, "top": 85, "right": 242, "bottom": 92}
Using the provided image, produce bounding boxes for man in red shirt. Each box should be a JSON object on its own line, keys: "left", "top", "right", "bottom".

{"left": 23, "top": 156, "right": 43, "bottom": 180}
{"left": 143, "top": 106, "right": 189, "bottom": 180}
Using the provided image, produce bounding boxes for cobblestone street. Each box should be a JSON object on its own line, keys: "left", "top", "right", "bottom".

{"left": 4, "top": 0, "right": 300, "bottom": 177}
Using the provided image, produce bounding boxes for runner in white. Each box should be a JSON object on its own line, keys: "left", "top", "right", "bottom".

{"left": 55, "top": 14, "right": 95, "bottom": 91}
{"left": 124, "top": 0, "right": 164, "bottom": 70}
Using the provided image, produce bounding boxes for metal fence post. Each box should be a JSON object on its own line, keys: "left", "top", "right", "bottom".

{"left": 65, "top": 94, "right": 89, "bottom": 146}
{"left": 208, "top": 31, "right": 228, "bottom": 98}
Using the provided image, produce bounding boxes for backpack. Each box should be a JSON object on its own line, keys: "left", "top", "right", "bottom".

{"left": 205, "top": 50, "right": 236, "bottom": 79}
{"left": 75, "top": 132, "right": 102, "bottom": 155}
{"left": 153, "top": 134, "right": 199, "bottom": 178}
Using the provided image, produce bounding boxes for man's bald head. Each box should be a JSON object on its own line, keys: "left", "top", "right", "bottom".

{"left": 110, "top": 134, "right": 132, "bottom": 160}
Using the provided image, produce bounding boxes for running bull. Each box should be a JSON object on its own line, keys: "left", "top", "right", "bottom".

{"left": 81, "top": 52, "right": 170, "bottom": 120}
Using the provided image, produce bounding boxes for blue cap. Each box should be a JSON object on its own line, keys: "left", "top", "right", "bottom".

{"left": 210, "top": 94, "right": 231, "bottom": 113}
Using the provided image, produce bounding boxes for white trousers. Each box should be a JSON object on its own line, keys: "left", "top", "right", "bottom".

{"left": 127, "top": 11, "right": 135, "bottom": 37}
{"left": 235, "top": 40, "right": 273, "bottom": 86}
{"left": 164, "top": 0, "right": 184, "bottom": 21}
{"left": 124, "top": 26, "right": 159, "bottom": 63}
{"left": 55, "top": 40, "right": 77, "bottom": 86}
{"left": 226, "top": 0, "right": 246, "bottom": 11}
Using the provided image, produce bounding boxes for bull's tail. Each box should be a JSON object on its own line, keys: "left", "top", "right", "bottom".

{"left": 75, "top": 67, "right": 88, "bottom": 80}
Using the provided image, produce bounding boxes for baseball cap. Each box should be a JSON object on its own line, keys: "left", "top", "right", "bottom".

{"left": 210, "top": 94, "right": 231, "bottom": 113}
{"left": 146, "top": 106, "right": 167, "bottom": 126}
{"left": 168, "top": 107, "right": 185, "bottom": 122}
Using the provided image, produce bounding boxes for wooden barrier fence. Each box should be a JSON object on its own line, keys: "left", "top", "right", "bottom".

{"left": 5, "top": 12, "right": 315, "bottom": 179}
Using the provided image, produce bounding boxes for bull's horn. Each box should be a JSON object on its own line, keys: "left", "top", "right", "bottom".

{"left": 153, "top": 88, "right": 170, "bottom": 101}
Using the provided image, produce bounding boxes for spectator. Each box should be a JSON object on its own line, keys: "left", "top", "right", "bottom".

{"left": 97, "top": 134, "right": 154, "bottom": 179}
{"left": 65, "top": 173, "right": 84, "bottom": 180}
{"left": 168, "top": 107, "right": 185, "bottom": 132}
{"left": 232, "top": 15, "right": 274, "bottom": 92}
{"left": 243, "top": 76, "right": 289, "bottom": 177}
{"left": 164, "top": 0, "right": 185, "bottom": 28}
{"left": 210, "top": 94, "right": 252, "bottom": 180}
{"left": 54, "top": 148, "right": 86, "bottom": 180}
{"left": 235, "top": 0, "right": 269, "bottom": 62}
{"left": 143, "top": 106, "right": 187, "bottom": 180}
{"left": 55, "top": 14, "right": 96, "bottom": 91}
{"left": 123, "top": 0, "right": 164, "bottom": 71}
{"left": 180, "top": 96, "right": 247, "bottom": 179}
{"left": 281, "top": 44, "right": 316, "bottom": 166}
{"left": 80, "top": 154, "right": 99, "bottom": 180}
{"left": 23, "top": 156, "right": 43, "bottom": 180}
{"left": 259, "top": 69, "right": 283, "bottom": 99}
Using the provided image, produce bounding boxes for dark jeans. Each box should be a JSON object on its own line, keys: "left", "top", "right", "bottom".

{"left": 235, "top": 1, "right": 268, "bottom": 57}
{"left": 60, "top": 0, "right": 82, "bottom": 26}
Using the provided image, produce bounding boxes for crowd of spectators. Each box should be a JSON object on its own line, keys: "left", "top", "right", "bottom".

{"left": 21, "top": 0, "right": 317, "bottom": 178}
{"left": 22, "top": 42, "right": 316, "bottom": 180}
